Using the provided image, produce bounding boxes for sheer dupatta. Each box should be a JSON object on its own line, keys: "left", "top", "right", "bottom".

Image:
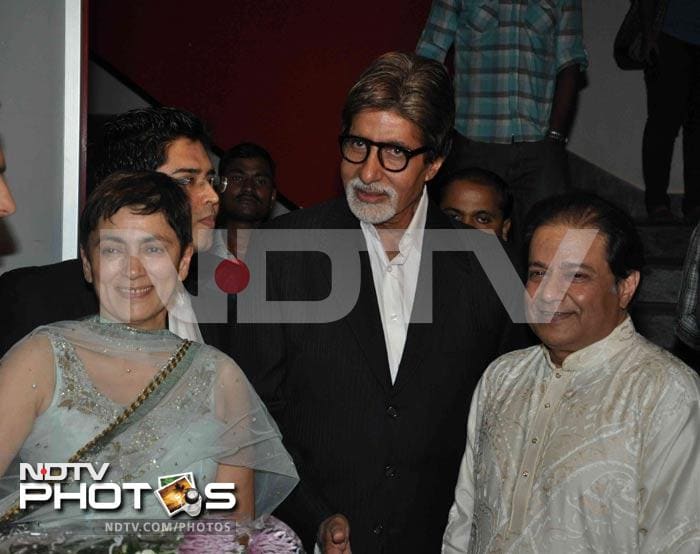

{"left": 0, "top": 317, "right": 298, "bottom": 524}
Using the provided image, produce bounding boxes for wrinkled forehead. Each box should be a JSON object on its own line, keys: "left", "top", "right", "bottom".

{"left": 348, "top": 108, "right": 424, "bottom": 146}
{"left": 529, "top": 224, "right": 607, "bottom": 266}
{"left": 445, "top": 179, "right": 504, "bottom": 209}
{"left": 90, "top": 208, "right": 177, "bottom": 244}
{"left": 226, "top": 156, "right": 274, "bottom": 176}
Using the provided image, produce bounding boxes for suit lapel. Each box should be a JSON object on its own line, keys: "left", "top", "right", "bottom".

{"left": 392, "top": 201, "right": 464, "bottom": 394}
{"left": 324, "top": 197, "right": 469, "bottom": 394}
{"left": 344, "top": 252, "right": 393, "bottom": 392}
{"left": 320, "top": 200, "right": 393, "bottom": 392}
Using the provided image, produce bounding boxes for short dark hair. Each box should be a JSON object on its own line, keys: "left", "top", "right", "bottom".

{"left": 341, "top": 52, "right": 455, "bottom": 160}
{"left": 219, "top": 142, "right": 276, "bottom": 179}
{"left": 94, "top": 107, "right": 211, "bottom": 184}
{"left": 79, "top": 171, "right": 192, "bottom": 254}
{"left": 523, "top": 192, "right": 645, "bottom": 282}
{"left": 441, "top": 167, "right": 514, "bottom": 219}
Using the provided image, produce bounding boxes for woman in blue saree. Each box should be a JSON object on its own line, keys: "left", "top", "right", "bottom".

{"left": 0, "top": 171, "right": 298, "bottom": 527}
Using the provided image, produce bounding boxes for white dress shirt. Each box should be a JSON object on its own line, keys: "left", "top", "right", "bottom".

{"left": 167, "top": 281, "right": 203, "bottom": 343}
{"left": 360, "top": 187, "right": 428, "bottom": 384}
{"left": 443, "top": 317, "right": 700, "bottom": 553}
{"left": 210, "top": 228, "right": 238, "bottom": 260}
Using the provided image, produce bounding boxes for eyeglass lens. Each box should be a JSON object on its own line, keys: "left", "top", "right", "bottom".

{"left": 341, "top": 137, "right": 409, "bottom": 171}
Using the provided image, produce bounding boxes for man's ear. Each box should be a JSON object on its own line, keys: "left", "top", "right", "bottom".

{"left": 502, "top": 218, "right": 512, "bottom": 242}
{"left": 178, "top": 244, "right": 195, "bottom": 282}
{"left": 618, "top": 270, "right": 641, "bottom": 310}
{"left": 80, "top": 246, "right": 93, "bottom": 284}
{"left": 425, "top": 156, "right": 445, "bottom": 182}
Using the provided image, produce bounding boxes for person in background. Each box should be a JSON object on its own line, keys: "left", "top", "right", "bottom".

{"left": 416, "top": 0, "right": 587, "bottom": 225}
{"left": 443, "top": 193, "right": 700, "bottom": 553}
{"left": 214, "top": 142, "right": 277, "bottom": 259}
{"left": 640, "top": 0, "right": 700, "bottom": 223}
{"left": 675, "top": 221, "right": 700, "bottom": 371}
{"left": 0, "top": 140, "right": 17, "bottom": 218}
{"left": 437, "top": 167, "right": 513, "bottom": 241}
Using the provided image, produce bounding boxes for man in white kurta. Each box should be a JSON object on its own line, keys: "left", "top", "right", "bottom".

{"left": 443, "top": 194, "right": 700, "bottom": 553}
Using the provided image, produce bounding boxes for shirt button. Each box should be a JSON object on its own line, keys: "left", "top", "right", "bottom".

{"left": 387, "top": 266, "right": 393, "bottom": 273}
{"left": 544, "top": 403, "right": 551, "bottom": 408}
{"left": 390, "top": 313, "right": 398, "bottom": 321}
{"left": 522, "top": 471, "right": 529, "bottom": 478}
{"left": 555, "top": 372, "right": 562, "bottom": 378}
{"left": 386, "top": 405, "right": 398, "bottom": 418}
{"left": 372, "top": 523, "right": 384, "bottom": 535}
{"left": 384, "top": 465, "right": 396, "bottom": 478}
{"left": 531, "top": 438, "right": 538, "bottom": 444}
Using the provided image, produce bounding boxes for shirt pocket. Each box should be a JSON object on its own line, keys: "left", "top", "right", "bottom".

{"left": 524, "top": 0, "right": 558, "bottom": 37}
{"left": 458, "top": 0, "right": 499, "bottom": 42}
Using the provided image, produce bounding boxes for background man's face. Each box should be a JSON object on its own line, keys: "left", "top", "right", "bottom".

{"left": 0, "top": 147, "right": 17, "bottom": 218}
{"left": 221, "top": 157, "right": 276, "bottom": 223}
{"left": 440, "top": 179, "right": 510, "bottom": 240}
{"left": 157, "top": 138, "right": 218, "bottom": 251}
{"left": 525, "top": 223, "right": 637, "bottom": 361}
{"left": 340, "top": 109, "right": 442, "bottom": 229}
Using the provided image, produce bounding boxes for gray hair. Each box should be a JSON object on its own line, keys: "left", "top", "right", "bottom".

{"left": 341, "top": 52, "right": 455, "bottom": 160}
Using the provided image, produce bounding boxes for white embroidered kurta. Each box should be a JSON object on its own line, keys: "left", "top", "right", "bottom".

{"left": 443, "top": 317, "right": 700, "bottom": 553}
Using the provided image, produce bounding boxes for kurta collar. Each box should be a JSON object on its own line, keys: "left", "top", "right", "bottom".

{"left": 541, "top": 315, "right": 637, "bottom": 372}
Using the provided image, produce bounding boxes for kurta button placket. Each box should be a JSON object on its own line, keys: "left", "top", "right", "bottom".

{"left": 508, "top": 366, "right": 574, "bottom": 534}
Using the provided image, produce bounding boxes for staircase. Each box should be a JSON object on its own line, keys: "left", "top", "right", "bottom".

{"left": 568, "top": 153, "right": 693, "bottom": 352}
{"left": 631, "top": 222, "right": 693, "bottom": 350}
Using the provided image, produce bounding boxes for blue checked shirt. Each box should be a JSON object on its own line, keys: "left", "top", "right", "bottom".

{"left": 416, "top": 0, "right": 588, "bottom": 143}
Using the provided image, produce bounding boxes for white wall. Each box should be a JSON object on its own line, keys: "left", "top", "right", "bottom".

{"left": 0, "top": 0, "right": 82, "bottom": 271}
{"left": 569, "top": 1, "right": 683, "bottom": 192}
{"left": 88, "top": 61, "right": 150, "bottom": 115}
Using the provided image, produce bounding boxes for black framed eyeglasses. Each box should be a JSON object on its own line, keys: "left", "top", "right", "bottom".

{"left": 173, "top": 174, "right": 228, "bottom": 194}
{"left": 339, "top": 134, "right": 433, "bottom": 172}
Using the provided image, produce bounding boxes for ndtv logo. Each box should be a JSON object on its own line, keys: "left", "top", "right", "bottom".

{"left": 19, "top": 463, "right": 236, "bottom": 517}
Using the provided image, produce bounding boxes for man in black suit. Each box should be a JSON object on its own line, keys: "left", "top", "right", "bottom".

{"left": 0, "top": 107, "right": 228, "bottom": 355}
{"left": 234, "top": 52, "right": 527, "bottom": 554}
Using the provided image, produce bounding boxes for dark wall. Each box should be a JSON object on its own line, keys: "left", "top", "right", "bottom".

{"left": 90, "top": 0, "right": 434, "bottom": 208}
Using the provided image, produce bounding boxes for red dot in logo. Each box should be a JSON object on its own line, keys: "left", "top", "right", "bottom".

{"left": 40, "top": 468, "right": 47, "bottom": 475}
{"left": 215, "top": 258, "right": 250, "bottom": 294}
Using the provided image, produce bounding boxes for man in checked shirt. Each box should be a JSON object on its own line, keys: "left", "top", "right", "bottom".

{"left": 416, "top": 0, "right": 588, "bottom": 227}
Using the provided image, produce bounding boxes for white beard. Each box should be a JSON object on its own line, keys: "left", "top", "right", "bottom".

{"left": 344, "top": 177, "right": 398, "bottom": 224}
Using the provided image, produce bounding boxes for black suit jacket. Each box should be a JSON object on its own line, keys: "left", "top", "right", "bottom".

{"left": 233, "top": 196, "right": 530, "bottom": 553}
{"left": 0, "top": 252, "right": 235, "bottom": 357}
